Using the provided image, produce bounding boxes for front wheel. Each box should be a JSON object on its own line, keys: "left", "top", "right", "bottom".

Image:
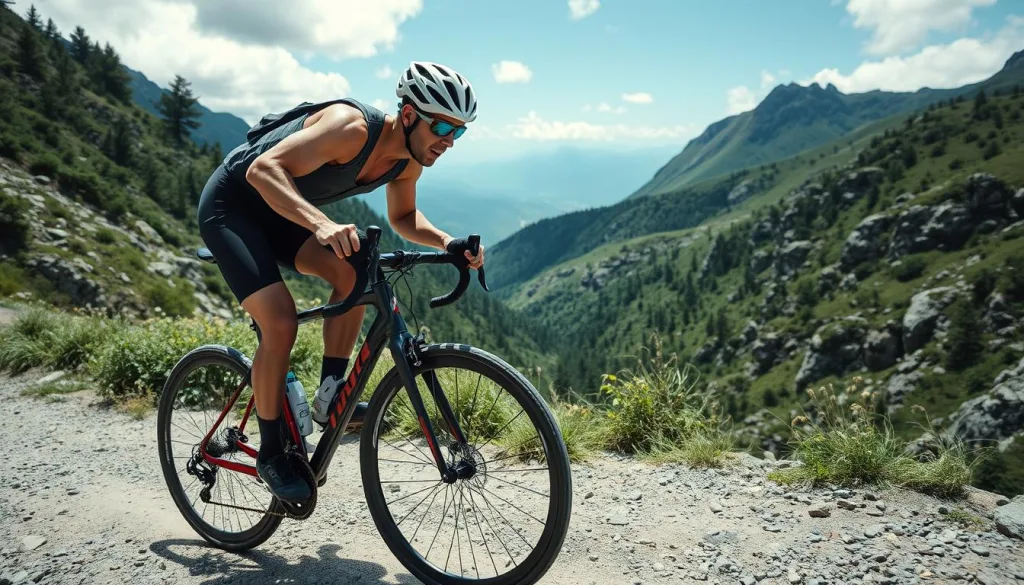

{"left": 360, "top": 344, "right": 573, "bottom": 585}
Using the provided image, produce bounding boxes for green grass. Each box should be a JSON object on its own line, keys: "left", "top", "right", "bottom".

{"left": 767, "top": 381, "right": 978, "bottom": 498}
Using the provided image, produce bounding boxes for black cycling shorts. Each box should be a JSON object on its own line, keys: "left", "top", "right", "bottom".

{"left": 197, "top": 164, "right": 316, "bottom": 304}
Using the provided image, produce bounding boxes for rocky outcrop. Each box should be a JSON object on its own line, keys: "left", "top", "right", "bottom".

{"left": 24, "top": 255, "right": 105, "bottom": 309}
{"left": 835, "top": 167, "right": 884, "bottom": 206}
{"left": 795, "top": 316, "right": 869, "bottom": 389}
{"left": 985, "top": 292, "right": 1017, "bottom": 332}
{"left": 841, "top": 214, "right": 892, "bottom": 269}
{"left": 945, "top": 357, "right": 1024, "bottom": 450}
{"left": 727, "top": 179, "right": 755, "bottom": 205}
{"left": 750, "top": 219, "right": 775, "bottom": 246}
{"left": 966, "top": 172, "right": 1014, "bottom": 220}
{"left": 902, "top": 287, "right": 958, "bottom": 354}
{"left": 887, "top": 203, "right": 973, "bottom": 259}
{"left": 775, "top": 240, "right": 813, "bottom": 277}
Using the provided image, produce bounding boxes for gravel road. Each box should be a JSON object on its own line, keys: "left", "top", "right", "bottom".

{"left": 1, "top": 367, "right": 1023, "bottom": 585}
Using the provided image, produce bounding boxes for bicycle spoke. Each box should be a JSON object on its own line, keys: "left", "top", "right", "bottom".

{"left": 487, "top": 473, "right": 550, "bottom": 497}
{"left": 474, "top": 484, "right": 546, "bottom": 526}
{"left": 465, "top": 486, "right": 499, "bottom": 577}
{"left": 390, "top": 481, "right": 443, "bottom": 513}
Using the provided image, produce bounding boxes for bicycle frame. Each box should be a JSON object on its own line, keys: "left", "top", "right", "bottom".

{"left": 198, "top": 230, "right": 473, "bottom": 487}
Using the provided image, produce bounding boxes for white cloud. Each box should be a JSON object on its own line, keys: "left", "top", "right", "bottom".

{"left": 375, "top": 65, "right": 394, "bottom": 79}
{"left": 508, "top": 111, "right": 695, "bottom": 142}
{"left": 492, "top": 60, "right": 533, "bottom": 84}
{"left": 726, "top": 86, "right": 758, "bottom": 115}
{"left": 723, "top": 68, "right": 792, "bottom": 115}
{"left": 845, "top": 0, "right": 997, "bottom": 55}
{"left": 569, "top": 0, "right": 600, "bottom": 20}
{"left": 583, "top": 102, "right": 627, "bottom": 114}
{"left": 371, "top": 98, "right": 391, "bottom": 112}
{"left": 33, "top": 0, "right": 422, "bottom": 124}
{"left": 622, "top": 92, "right": 653, "bottom": 104}
{"left": 186, "top": 0, "right": 422, "bottom": 59}
{"left": 804, "top": 16, "right": 1024, "bottom": 92}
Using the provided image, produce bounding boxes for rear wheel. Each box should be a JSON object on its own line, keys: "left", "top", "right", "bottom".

{"left": 360, "top": 344, "right": 573, "bottom": 585}
{"left": 156, "top": 345, "right": 284, "bottom": 551}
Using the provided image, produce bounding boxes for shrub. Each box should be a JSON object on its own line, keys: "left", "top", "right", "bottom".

{"left": 768, "top": 380, "right": 976, "bottom": 497}
{"left": 893, "top": 256, "right": 927, "bottom": 282}
{"left": 0, "top": 307, "right": 118, "bottom": 374}
{"left": 944, "top": 297, "right": 984, "bottom": 371}
{"left": 0, "top": 191, "right": 31, "bottom": 254}
{"left": 28, "top": 153, "right": 62, "bottom": 178}
{"left": 600, "top": 334, "right": 731, "bottom": 466}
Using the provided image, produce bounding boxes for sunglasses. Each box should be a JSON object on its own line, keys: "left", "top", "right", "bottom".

{"left": 415, "top": 110, "right": 468, "bottom": 140}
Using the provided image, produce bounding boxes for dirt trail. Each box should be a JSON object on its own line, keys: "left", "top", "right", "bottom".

{"left": 1, "top": 369, "right": 1022, "bottom": 585}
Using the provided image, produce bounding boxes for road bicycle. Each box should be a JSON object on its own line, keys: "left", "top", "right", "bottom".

{"left": 156, "top": 227, "right": 573, "bottom": 585}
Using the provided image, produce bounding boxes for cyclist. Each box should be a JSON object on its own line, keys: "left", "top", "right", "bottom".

{"left": 196, "top": 62, "right": 485, "bottom": 503}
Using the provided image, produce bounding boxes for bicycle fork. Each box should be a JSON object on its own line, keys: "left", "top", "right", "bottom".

{"left": 384, "top": 302, "right": 469, "bottom": 484}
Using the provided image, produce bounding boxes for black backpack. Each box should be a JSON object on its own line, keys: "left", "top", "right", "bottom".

{"left": 244, "top": 98, "right": 354, "bottom": 143}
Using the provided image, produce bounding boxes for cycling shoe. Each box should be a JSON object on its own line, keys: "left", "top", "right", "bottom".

{"left": 256, "top": 453, "right": 312, "bottom": 503}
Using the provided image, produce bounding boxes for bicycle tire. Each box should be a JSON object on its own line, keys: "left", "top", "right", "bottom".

{"left": 360, "top": 343, "right": 573, "bottom": 585}
{"left": 156, "top": 344, "right": 283, "bottom": 551}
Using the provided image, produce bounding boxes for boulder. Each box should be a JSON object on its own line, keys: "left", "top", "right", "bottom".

{"left": 864, "top": 324, "right": 902, "bottom": 371}
{"left": 985, "top": 292, "right": 1016, "bottom": 332}
{"left": 836, "top": 167, "right": 884, "bottom": 205}
{"left": 902, "top": 287, "right": 958, "bottom": 353}
{"left": 750, "top": 220, "right": 775, "bottom": 246}
{"left": 965, "top": 172, "right": 1012, "bottom": 219}
{"left": 946, "top": 357, "right": 1024, "bottom": 449}
{"left": 885, "top": 370, "right": 925, "bottom": 409}
{"left": 750, "top": 249, "right": 773, "bottom": 273}
{"left": 133, "top": 219, "right": 163, "bottom": 243}
{"left": 751, "top": 332, "right": 784, "bottom": 375}
{"left": 1013, "top": 188, "right": 1024, "bottom": 218}
{"left": 741, "top": 320, "right": 759, "bottom": 344}
{"left": 887, "top": 205, "right": 934, "bottom": 259}
{"left": 840, "top": 214, "right": 892, "bottom": 269}
{"left": 727, "top": 179, "right": 755, "bottom": 205}
{"left": 24, "top": 254, "right": 105, "bottom": 309}
{"left": 922, "top": 202, "right": 974, "bottom": 250}
{"left": 795, "top": 316, "right": 869, "bottom": 389}
{"left": 775, "top": 240, "right": 813, "bottom": 277}
{"left": 995, "top": 497, "right": 1024, "bottom": 540}
{"left": 818, "top": 265, "right": 840, "bottom": 296}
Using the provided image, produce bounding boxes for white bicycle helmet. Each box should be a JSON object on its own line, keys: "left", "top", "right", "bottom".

{"left": 396, "top": 61, "right": 478, "bottom": 124}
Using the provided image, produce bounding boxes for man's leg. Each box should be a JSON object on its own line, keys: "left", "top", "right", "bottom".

{"left": 293, "top": 236, "right": 367, "bottom": 384}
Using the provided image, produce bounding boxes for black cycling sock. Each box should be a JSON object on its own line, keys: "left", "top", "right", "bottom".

{"left": 257, "top": 415, "right": 283, "bottom": 460}
{"left": 321, "top": 356, "right": 350, "bottom": 386}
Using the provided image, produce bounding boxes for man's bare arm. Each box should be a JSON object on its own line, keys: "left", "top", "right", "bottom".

{"left": 385, "top": 167, "right": 453, "bottom": 251}
{"left": 244, "top": 106, "right": 368, "bottom": 257}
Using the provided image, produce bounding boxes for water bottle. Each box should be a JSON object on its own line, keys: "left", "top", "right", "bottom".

{"left": 312, "top": 375, "right": 341, "bottom": 426}
{"left": 285, "top": 371, "right": 313, "bottom": 437}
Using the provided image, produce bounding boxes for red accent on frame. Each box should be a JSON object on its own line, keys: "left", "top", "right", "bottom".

{"left": 328, "top": 339, "right": 373, "bottom": 429}
{"left": 419, "top": 416, "right": 440, "bottom": 463}
{"left": 200, "top": 378, "right": 259, "bottom": 477}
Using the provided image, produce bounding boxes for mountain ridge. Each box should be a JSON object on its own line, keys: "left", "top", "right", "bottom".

{"left": 628, "top": 49, "right": 1024, "bottom": 199}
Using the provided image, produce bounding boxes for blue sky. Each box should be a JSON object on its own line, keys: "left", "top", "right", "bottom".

{"left": 36, "top": 0, "right": 1024, "bottom": 164}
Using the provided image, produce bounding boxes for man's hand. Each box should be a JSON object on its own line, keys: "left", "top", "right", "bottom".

{"left": 316, "top": 222, "right": 361, "bottom": 258}
{"left": 444, "top": 236, "right": 485, "bottom": 270}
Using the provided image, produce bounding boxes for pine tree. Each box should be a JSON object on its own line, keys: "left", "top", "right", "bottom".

{"left": 944, "top": 297, "right": 983, "bottom": 371}
{"left": 104, "top": 116, "right": 133, "bottom": 166}
{"left": 92, "top": 43, "right": 132, "bottom": 103}
{"left": 26, "top": 4, "right": 40, "bottom": 30}
{"left": 69, "top": 26, "right": 91, "bottom": 64}
{"left": 158, "top": 75, "right": 202, "bottom": 148}
{"left": 43, "top": 17, "right": 56, "bottom": 40}
{"left": 17, "top": 18, "right": 45, "bottom": 81}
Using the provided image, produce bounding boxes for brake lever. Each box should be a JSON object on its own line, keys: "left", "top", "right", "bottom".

{"left": 468, "top": 234, "right": 490, "bottom": 292}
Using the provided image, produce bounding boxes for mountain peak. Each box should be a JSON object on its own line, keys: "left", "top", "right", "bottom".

{"left": 1005, "top": 49, "right": 1024, "bottom": 70}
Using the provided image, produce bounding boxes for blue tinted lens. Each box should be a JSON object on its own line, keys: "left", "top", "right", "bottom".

{"left": 431, "top": 121, "right": 466, "bottom": 139}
